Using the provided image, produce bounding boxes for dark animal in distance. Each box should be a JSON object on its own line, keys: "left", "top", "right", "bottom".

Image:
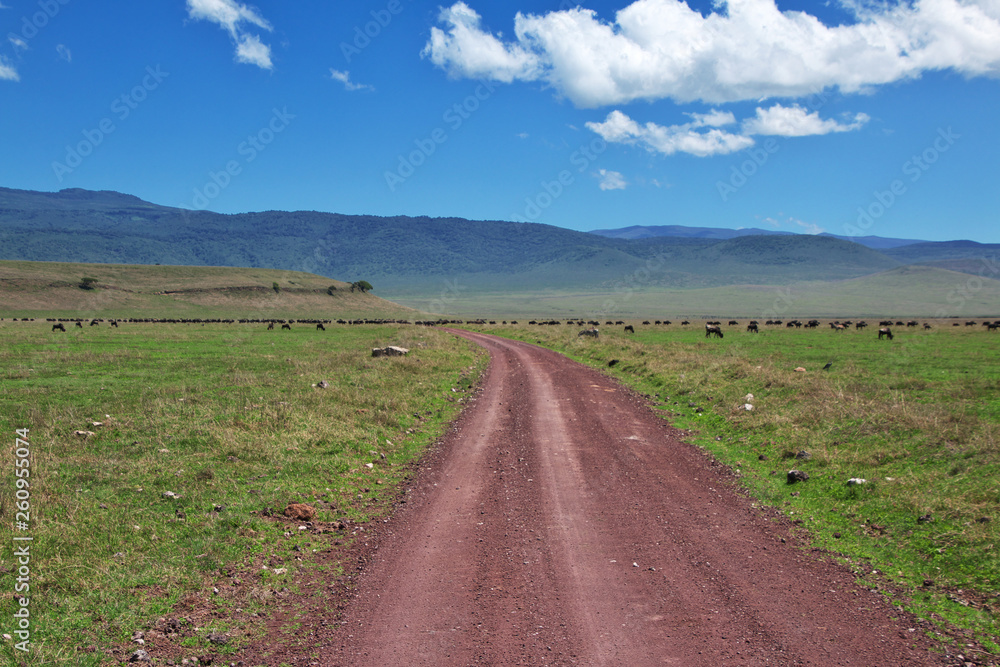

{"left": 746, "top": 323, "right": 758, "bottom": 333}
{"left": 578, "top": 328, "right": 599, "bottom": 338}
{"left": 316, "top": 323, "right": 325, "bottom": 330}
{"left": 52, "top": 323, "right": 65, "bottom": 332}
{"left": 267, "top": 322, "right": 274, "bottom": 330}
{"left": 705, "top": 324, "right": 724, "bottom": 338}
{"left": 823, "top": 361, "right": 833, "bottom": 370}
{"left": 281, "top": 323, "right": 291, "bottom": 330}
{"left": 624, "top": 325, "right": 635, "bottom": 333}
{"left": 75, "top": 321, "right": 83, "bottom": 328}
{"left": 878, "top": 327, "right": 894, "bottom": 340}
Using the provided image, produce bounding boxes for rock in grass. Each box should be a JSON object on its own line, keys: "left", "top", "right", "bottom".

{"left": 283, "top": 503, "right": 316, "bottom": 521}
{"left": 795, "top": 450, "right": 811, "bottom": 460}
{"left": 787, "top": 470, "right": 809, "bottom": 484}
{"left": 372, "top": 346, "right": 409, "bottom": 358}
{"left": 846, "top": 478, "right": 867, "bottom": 486}
{"left": 128, "top": 649, "right": 151, "bottom": 663}
{"left": 207, "top": 631, "right": 229, "bottom": 645}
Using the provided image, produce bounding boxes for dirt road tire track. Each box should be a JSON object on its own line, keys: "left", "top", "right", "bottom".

{"left": 319, "top": 330, "right": 946, "bottom": 666}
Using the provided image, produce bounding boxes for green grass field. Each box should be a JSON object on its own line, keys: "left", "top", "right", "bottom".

{"left": 469, "top": 319, "right": 1000, "bottom": 651}
{"left": 0, "top": 321, "right": 485, "bottom": 665}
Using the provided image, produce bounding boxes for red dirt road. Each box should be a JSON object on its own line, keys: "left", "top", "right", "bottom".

{"left": 322, "top": 330, "right": 945, "bottom": 666}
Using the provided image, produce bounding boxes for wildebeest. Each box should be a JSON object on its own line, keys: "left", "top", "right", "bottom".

{"left": 75, "top": 321, "right": 83, "bottom": 328}
{"left": 578, "top": 328, "right": 599, "bottom": 338}
{"left": 878, "top": 327, "right": 894, "bottom": 340}
{"left": 316, "top": 323, "right": 326, "bottom": 330}
{"left": 681, "top": 320, "right": 690, "bottom": 325}
{"left": 705, "top": 324, "right": 724, "bottom": 338}
{"left": 267, "top": 322, "right": 274, "bottom": 330}
{"left": 624, "top": 325, "right": 635, "bottom": 333}
{"left": 52, "top": 323, "right": 65, "bottom": 332}
{"left": 988, "top": 322, "right": 999, "bottom": 331}
{"left": 281, "top": 323, "right": 291, "bottom": 330}
{"left": 746, "top": 323, "right": 758, "bottom": 333}
{"left": 729, "top": 320, "right": 739, "bottom": 326}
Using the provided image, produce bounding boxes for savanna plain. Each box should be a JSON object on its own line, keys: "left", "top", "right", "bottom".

{"left": 1, "top": 313, "right": 999, "bottom": 666}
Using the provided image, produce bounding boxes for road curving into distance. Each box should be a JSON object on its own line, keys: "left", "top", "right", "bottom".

{"left": 323, "top": 330, "right": 945, "bottom": 666}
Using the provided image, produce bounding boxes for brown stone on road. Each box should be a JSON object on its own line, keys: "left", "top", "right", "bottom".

{"left": 323, "top": 330, "right": 945, "bottom": 666}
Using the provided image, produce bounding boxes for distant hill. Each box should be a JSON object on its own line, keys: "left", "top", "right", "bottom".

{"left": 0, "top": 187, "right": 989, "bottom": 313}
{"left": 883, "top": 240, "right": 1000, "bottom": 264}
{"left": 590, "top": 223, "right": 928, "bottom": 250}
{"left": 588, "top": 224, "right": 795, "bottom": 241}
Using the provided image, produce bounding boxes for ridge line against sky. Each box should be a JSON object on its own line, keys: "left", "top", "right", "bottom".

{"left": 1, "top": 0, "right": 998, "bottom": 243}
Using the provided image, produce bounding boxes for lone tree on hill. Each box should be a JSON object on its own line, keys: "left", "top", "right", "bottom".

{"left": 327, "top": 284, "right": 338, "bottom": 295}
{"left": 79, "top": 277, "right": 98, "bottom": 290}
{"left": 272, "top": 282, "right": 281, "bottom": 293}
{"left": 351, "top": 280, "right": 373, "bottom": 293}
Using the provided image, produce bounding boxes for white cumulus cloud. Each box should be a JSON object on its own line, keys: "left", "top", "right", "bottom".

{"left": 597, "top": 169, "right": 627, "bottom": 190}
{"left": 0, "top": 56, "right": 18, "bottom": 81}
{"left": 421, "top": 2, "right": 540, "bottom": 83}
{"left": 587, "top": 110, "right": 755, "bottom": 157}
{"left": 588, "top": 103, "right": 867, "bottom": 157}
{"left": 423, "top": 0, "right": 1000, "bottom": 107}
{"left": 186, "top": 0, "right": 274, "bottom": 70}
{"left": 742, "top": 104, "right": 869, "bottom": 136}
{"left": 330, "top": 69, "right": 374, "bottom": 92}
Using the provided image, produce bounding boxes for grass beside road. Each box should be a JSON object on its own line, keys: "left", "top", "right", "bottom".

{"left": 0, "top": 321, "right": 485, "bottom": 666}
{"left": 470, "top": 320, "right": 1000, "bottom": 652}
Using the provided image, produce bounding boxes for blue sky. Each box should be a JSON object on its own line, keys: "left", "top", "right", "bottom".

{"left": 2, "top": 0, "right": 999, "bottom": 242}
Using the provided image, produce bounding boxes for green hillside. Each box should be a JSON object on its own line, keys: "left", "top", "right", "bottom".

{"left": 0, "top": 260, "right": 418, "bottom": 319}
{"left": 0, "top": 187, "right": 899, "bottom": 295}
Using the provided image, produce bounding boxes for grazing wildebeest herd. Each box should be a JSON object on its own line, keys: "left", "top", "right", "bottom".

{"left": 6, "top": 316, "right": 996, "bottom": 344}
